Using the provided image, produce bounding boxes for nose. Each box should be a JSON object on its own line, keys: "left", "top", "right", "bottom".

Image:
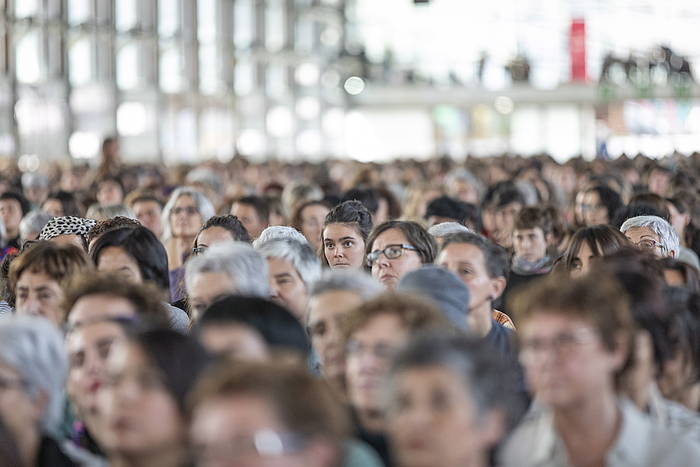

{"left": 20, "top": 297, "right": 42, "bottom": 315}
{"left": 333, "top": 246, "right": 344, "bottom": 258}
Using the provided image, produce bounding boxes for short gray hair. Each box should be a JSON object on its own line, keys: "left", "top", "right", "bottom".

{"left": 253, "top": 226, "right": 308, "bottom": 248}
{"left": 0, "top": 316, "right": 67, "bottom": 435}
{"left": 161, "top": 187, "right": 215, "bottom": 240}
{"left": 620, "top": 215, "right": 680, "bottom": 256}
{"left": 428, "top": 222, "right": 472, "bottom": 238}
{"left": 309, "top": 269, "right": 383, "bottom": 301}
{"left": 85, "top": 203, "right": 135, "bottom": 221}
{"left": 20, "top": 210, "right": 53, "bottom": 240}
{"left": 386, "top": 331, "right": 524, "bottom": 430}
{"left": 185, "top": 242, "right": 269, "bottom": 297}
{"left": 255, "top": 238, "right": 321, "bottom": 287}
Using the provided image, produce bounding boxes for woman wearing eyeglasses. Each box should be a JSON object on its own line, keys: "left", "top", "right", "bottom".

{"left": 161, "top": 187, "right": 215, "bottom": 272}
{"left": 365, "top": 221, "right": 437, "bottom": 289}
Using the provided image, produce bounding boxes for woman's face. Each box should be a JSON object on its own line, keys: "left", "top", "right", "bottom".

{"left": 98, "top": 341, "right": 186, "bottom": 458}
{"left": 15, "top": 271, "right": 65, "bottom": 326}
{"left": 300, "top": 204, "right": 329, "bottom": 251}
{"left": 170, "top": 195, "right": 203, "bottom": 239}
{"left": 519, "top": 313, "right": 623, "bottom": 410}
{"left": 387, "top": 366, "right": 501, "bottom": 467}
{"left": 97, "top": 246, "right": 143, "bottom": 284}
{"left": 569, "top": 241, "right": 596, "bottom": 278}
{"left": 323, "top": 223, "right": 366, "bottom": 270}
{"left": 369, "top": 228, "right": 423, "bottom": 289}
{"left": 578, "top": 191, "right": 609, "bottom": 226}
{"left": 42, "top": 198, "right": 64, "bottom": 217}
{"left": 66, "top": 321, "right": 125, "bottom": 423}
{"left": 0, "top": 362, "right": 41, "bottom": 445}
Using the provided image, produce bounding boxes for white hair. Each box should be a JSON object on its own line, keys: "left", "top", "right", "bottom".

{"left": 0, "top": 316, "right": 67, "bottom": 436}
{"left": 185, "top": 242, "right": 269, "bottom": 297}
{"left": 20, "top": 210, "right": 53, "bottom": 240}
{"left": 428, "top": 222, "right": 472, "bottom": 238}
{"left": 309, "top": 269, "right": 383, "bottom": 301}
{"left": 620, "top": 215, "right": 680, "bottom": 257}
{"left": 161, "top": 187, "right": 215, "bottom": 241}
{"left": 253, "top": 226, "right": 308, "bottom": 248}
{"left": 255, "top": 237, "right": 321, "bottom": 287}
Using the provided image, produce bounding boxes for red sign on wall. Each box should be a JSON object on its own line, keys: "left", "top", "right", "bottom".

{"left": 570, "top": 18, "right": 587, "bottom": 82}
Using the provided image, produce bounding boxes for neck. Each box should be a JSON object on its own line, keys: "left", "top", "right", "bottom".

{"left": 111, "top": 445, "right": 187, "bottom": 467}
{"left": 553, "top": 389, "right": 620, "bottom": 464}
{"left": 17, "top": 428, "right": 40, "bottom": 467}
{"left": 468, "top": 304, "right": 493, "bottom": 338}
{"left": 357, "top": 407, "right": 385, "bottom": 433}
{"left": 628, "top": 382, "right": 653, "bottom": 412}
{"left": 5, "top": 227, "right": 18, "bottom": 239}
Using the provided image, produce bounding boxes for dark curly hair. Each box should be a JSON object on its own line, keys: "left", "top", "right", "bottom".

{"left": 323, "top": 200, "right": 373, "bottom": 242}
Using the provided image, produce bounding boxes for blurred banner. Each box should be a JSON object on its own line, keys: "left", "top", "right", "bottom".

{"left": 570, "top": 18, "right": 587, "bottom": 82}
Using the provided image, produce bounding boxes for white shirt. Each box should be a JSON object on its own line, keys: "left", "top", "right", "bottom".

{"left": 499, "top": 398, "right": 700, "bottom": 467}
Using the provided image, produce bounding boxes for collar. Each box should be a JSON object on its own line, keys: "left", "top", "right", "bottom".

{"left": 519, "top": 398, "right": 652, "bottom": 467}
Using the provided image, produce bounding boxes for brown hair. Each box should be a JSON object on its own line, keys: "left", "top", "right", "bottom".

{"left": 9, "top": 242, "right": 93, "bottom": 294}
{"left": 514, "top": 206, "right": 552, "bottom": 235}
{"left": 510, "top": 274, "right": 635, "bottom": 356}
{"left": 189, "top": 361, "right": 348, "bottom": 445}
{"left": 62, "top": 272, "right": 169, "bottom": 325}
{"left": 340, "top": 292, "right": 448, "bottom": 343}
{"left": 365, "top": 221, "right": 437, "bottom": 265}
{"left": 560, "top": 225, "right": 630, "bottom": 273}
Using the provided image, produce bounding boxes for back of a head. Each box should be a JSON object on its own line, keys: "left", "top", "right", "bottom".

{"left": 342, "top": 188, "right": 379, "bottom": 215}
{"left": 397, "top": 265, "right": 469, "bottom": 330}
{"left": 425, "top": 195, "right": 470, "bottom": 223}
{"left": 196, "top": 295, "right": 310, "bottom": 358}
{"left": 309, "top": 269, "right": 382, "bottom": 301}
{"left": 428, "top": 222, "right": 472, "bottom": 239}
{"left": 253, "top": 225, "right": 308, "bottom": 247}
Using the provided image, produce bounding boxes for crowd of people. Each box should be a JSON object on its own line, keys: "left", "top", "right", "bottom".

{"left": 2, "top": 142, "right": 700, "bottom": 466}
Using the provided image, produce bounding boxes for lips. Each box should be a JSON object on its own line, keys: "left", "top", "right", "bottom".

{"left": 332, "top": 262, "right": 351, "bottom": 268}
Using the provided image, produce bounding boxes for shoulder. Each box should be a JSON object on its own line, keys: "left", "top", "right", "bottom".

{"left": 499, "top": 405, "right": 556, "bottom": 467}
{"left": 342, "top": 439, "right": 385, "bottom": 467}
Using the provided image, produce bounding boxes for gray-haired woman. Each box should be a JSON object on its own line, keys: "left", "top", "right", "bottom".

{"left": 0, "top": 316, "right": 94, "bottom": 466}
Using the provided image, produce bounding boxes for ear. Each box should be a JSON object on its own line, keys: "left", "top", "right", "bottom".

{"left": 490, "top": 276, "right": 507, "bottom": 301}
{"left": 478, "top": 409, "right": 506, "bottom": 449}
{"left": 544, "top": 232, "right": 553, "bottom": 245}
